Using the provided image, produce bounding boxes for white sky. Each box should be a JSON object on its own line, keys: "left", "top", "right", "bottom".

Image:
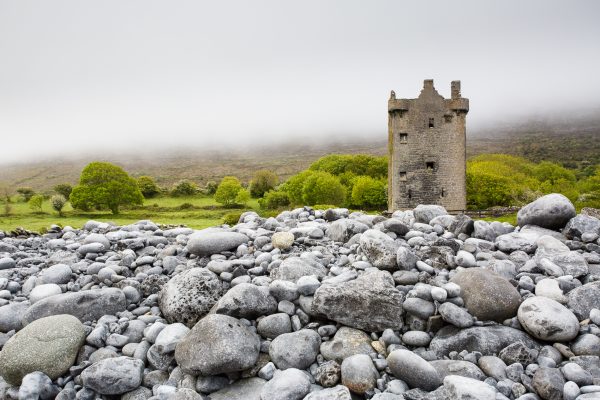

{"left": 0, "top": 0, "right": 599, "bottom": 164}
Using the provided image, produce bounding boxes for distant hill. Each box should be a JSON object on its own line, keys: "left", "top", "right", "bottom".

{"left": 2, "top": 113, "right": 599, "bottom": 192}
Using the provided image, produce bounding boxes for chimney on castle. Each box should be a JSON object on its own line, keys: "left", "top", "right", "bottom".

{"left": 451, "top": 81, "right": 461, "bottom": 99}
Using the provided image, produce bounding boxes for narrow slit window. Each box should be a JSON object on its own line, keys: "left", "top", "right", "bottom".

{"left": 399, "top": 133, "right": 408, "bottom": 143}
{"left": 428, "top": 118, "right": 434, "bottom": 128}
{"left": 408, "top": 189, "right": 412, "bottom": 199}
{"left": 399, "top": 171, "right": 407, "bottom": 181}
{"left": 441, "top": 188, "right": 445, "bottom": 197}
{"left": 426, "top": 162, "right": 435, "bottom": 170}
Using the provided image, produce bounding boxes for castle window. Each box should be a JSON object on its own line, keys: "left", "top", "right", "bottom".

{"left": 441, "top": 188, "right": 445, "bottom": 197}
{"left": 399, "top": 171, "right": 407, "bottom": 181}
{"left": 399, "top": 133, "right": 408, "bottom": 143}
{"left": 426, "top": 162, "right": 435, "bottom": 171}
{"left": 444, "top": 114, "right": 453, "bottom": 123}
{"left": 408, "top": 189, "right": 412, "bottom": 199}
{"left": 428, "top": 118, "right": 434, "bottom": 128}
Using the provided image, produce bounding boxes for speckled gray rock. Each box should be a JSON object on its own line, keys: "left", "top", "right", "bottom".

{"left": 563, "top": 214, "right": 600, "bottom": 240}
{"left": 396, "top": 246, "right": 418, "bottom": 270}
{"left": 437, "top": 302, "right": 473, "bottom": 328}
{"left": 320, "top": 327, "right": 375, "bottom": 363}
{"left": 257, "top": 313, "right": 292, "bottom": 339}
{"left": 271, "top": 232, "right": 295, "bottom": 250}
{"left": 518, "top": 296, "right": 579, "bottom": 342}
{"left": 0, "top": 302, "right": 29, "bottom": 333}
{"left": 260, "top": 368, "right": 311, "bottom": 400}
{"left": 208, "top": 377, "right": 265, "bottom": 400}
{"left": 0, "top": 314, "right": 85, "bottom": 385}
{"left": 341, "top": 354, "right": 378, "bottom": 394}
{"left": 567, "top": 281, "right": 600, "bottom": 320}
{"left": 429, "top": 360, "right": 486, "bottom": 381}
{"left": 0, "top": 257, "right": 16, "bottom": 270}
{"left": 29, "top": 284, "right": 62, "bottom": 304}
{"left": 269, "top": 329, "right": 321, "bottom": 370}
{"left": 442, "top": 375, "right": 497, "bottom": 399}
{"left": 159, "top": 268, "right": 223, "bottom": 327}
{"left": 211, "top": 283, "right": 277, "bottom": 319}
{"left": 174, "top": 314, "right": 260, "bottom": 376}
{"left": 304, "top": 385, "right": 352, "bottom": 400}
{"left": 312, "top": 269, "right": 403, "bottom": 332}
{"left": 359, "top": 229, "right": 399, "bottom": 270}
{"left": 517, "top": 194, "right": 576, "bottom": 230}
{"left": 450, "top": 268, "right": 520, "bottom": 322}
{"left": 38, "top": 264, "right": 72, "bottom": 285}
{"left": 21, "top": 288, "right": 126, "bottom": 325}
{"left": 270, "top": 257, "right": 327, "bottom": 282}
{"left": 81, "top": 356, "right": 144, "bottom": 395}
{"left": 531, "top": 367, "right": 564, "bottom": 400}
{"left": 387, "top": 349, "right": 442, "bottom": 391}
{"left": 414, "top": 205, "right": 447, "bottom": 224}
{"left": 186, "top": 230, "right": 249, "bottom": 256}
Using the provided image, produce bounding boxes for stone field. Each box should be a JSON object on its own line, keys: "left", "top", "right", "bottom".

{"left": 1, "top": 193, "right": 600, "bottom": 399}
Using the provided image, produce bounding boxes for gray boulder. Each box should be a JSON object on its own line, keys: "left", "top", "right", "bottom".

{"left": 38, "top": 264, "right": 72, "bottom": 285}
{"left": 442, "top": 375, "right": 496, "bottom": 399}
{"left": 340, "top": 354, "right": 378, "bottom": 394}
{"left": 174, "top": 314, "right": 260, "bottom": 376}
{"left": 531, "top": 367, "right": 564, "bottom": 400}
{"left": 326, "top": 219, "right": 369, "bottom": 243}
{"left": 81, "top": 356, "right": 144, "bottom": 395}
{"left": 304, "top": 386, "right": 352, "bottom": 400}
{"left": 269, "top": 329, "right": 321, "bottom": 370}
{"left": 414, "top": 205, "right": 447, "bottom": 224}
{"left": 386, "top": 349, "right": 442, "bottom": 391}
{"left": 429, "top": 360, "right": 486, "bottom": 381}
{"left": 211, "top": 283, "right": 276, "bottom": 319}
{"left": 517, "top": 193, "right": 576, "bottom": 230}
{"left": 450, "top": 268, "right": 520, "bottom": 322}
{"left": 430, "top": 325, "right": 540, "bottom": 357}
{"left": 563, "top": 214, "right": 600, "bottom": 240}
{"left": 0, "top": 257, "right": 16, "bottom": 270}
{"left": 359, "top": 229, "right": 399, "bottom": 270}
{"left": 567, "top": 281, "right": 600, "bottom": 320}
{"left": 259, "top": 368, "right": 311, "bottom": 400}
{"left": 159, "top": 268, "right": 223, "bottom": 327}
{"left": 208, "top": 377, "right": 265, "bottom": 400}
{"left": 21, "top": 288, "right": 126, "bottom": 325}
{"left": 312, "top": 269, "right": 403, "bottom": 332}
{"left": 0, "top": 315, "right": 85, "bottom": 385}
{"left": 0, "top": 302, "right": 30, "bottom": 332}
{"left": 187, "top": 230, "right": 249, "bottom": 256}
{"left": 270, "top": 257, "right": 327, "bottom": 282}
{"left": 518, "top": 296, "right": 579, "bottom": 342}
{"left": 320, "top": 327, "right": 375, "bottom": 363}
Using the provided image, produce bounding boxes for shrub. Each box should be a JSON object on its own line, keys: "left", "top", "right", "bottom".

{"left": 280, "top": 170, "right": 316, "bottom": 205}
{"left": 235, "top": 188, "right": 251, "bottom": 205}
{"left": 17, "top": 187, "right": 35, "bottom": 202}
{"left": 351, "top": 176, "right": 387, "bottom": 208}
{"left": 50, "top": 194, "right": 67, "bottom": 216}
{"left": 249, "top": 170, "right": 279, "bottom": 197}
{"left": 28, "top": 194, "right": 44, "bottom": 212}
{"left": 53, "top": 183, "right": 73, "bottom": 199}
{"left": 301, "top": 171, "right": 346, "bottom": 206}
{"left": 309, "top": 154, "right": 388, "bottom": 179}
{"left": 137, "top": 176, "right": 161, "bottom": 198}
{"left": 204, "top": 181, "right": 218, "bottom": 195}
{"left": 171, "top": 180, "right": 199, "bottom": 197}
{"left": 223, "top": 212, "right": 242, "bottom": 225}
{"left": 214, "top": 176, "right": 243, "bottom": 206}
{"left": 70, "top": 162, "right": 143, "bottom": 214}
{"left": 259, "top": 191, "right": 291, "bottom": 209}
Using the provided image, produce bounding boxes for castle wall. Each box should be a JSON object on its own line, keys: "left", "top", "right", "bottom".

{"left": 388, "top": 80, "right": 468, "bottom": 212}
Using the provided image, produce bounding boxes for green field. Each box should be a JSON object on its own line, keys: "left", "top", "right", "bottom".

{"left": 0, "top": 196, "right": 264, "bottom": 233}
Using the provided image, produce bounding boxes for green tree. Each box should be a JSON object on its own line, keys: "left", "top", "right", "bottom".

{"left": 259, "top": 190, "right": 290, "bottom": 209}
{"left": 70, "top": 162, "right": 143, "bottom": 214}
{"left": 351, "top": 176, "right": 387, "bottom": 208}
{"left": 214, "top": 176, "right": 243, "bottom": 206}
{"left": 235, "top": 188, "right": 251, "bottom": 205}
{"left": 204, "top": 181, "right": 218, "bottom": 195}
{"left": 50, "top": 194, "right": 67, "bottom": 216}
{"left": 280, "top": 170, "right": 316, "bottom": 204}
{"left": 301, "top": 171, "right": 346, "bottom": 206}
{"left": 53, "top": 183, "right": 73, "bottom": 199}
{"left": 28, "top": 194, "right": 43, "bottom": 212}
{"left": 171, "top": 180, "right": 199, "bottom": 197}
{"left": 249, "top": 170, "right": 279, "bottom": 197}
{"left": 17, "top": 187, "right": 35, "bottom": 202}
{"left": 137, "top": 176, "right": 161, "bottom": 198}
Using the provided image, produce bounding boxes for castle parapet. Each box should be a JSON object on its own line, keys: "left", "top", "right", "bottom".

{"left": 449, "top": 98, "right": 469, "bottom": 112}
{"left": 388, "top": 99, "right": 410, "bottom": 113}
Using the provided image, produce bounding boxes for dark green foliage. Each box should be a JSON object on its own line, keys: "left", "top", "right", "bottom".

{"left": 171, "top": 180, "right": 199, "bottom": 197}
{"left": 50, "top": 195, "right": 67, "bottom": 216}
{"left": 259, "top": 191, "right": 290, "bottom": 209}
{"left": 204, "top": 181, "right": 218, "bottom": 195}
{"left": 223, "top": 212, "right": 242, "bottom": 225}
{"left": 17, "top": 187, "right": 35, "bottom": 202}
{"left": 70, "top": 162, "right": 143, "bottom": 214}
{"left": 137, "top": 176, "right": 161, "bottom": 198}
{"left": 53, "top": 184, "right": 73, "bottom": 199}
{"left": 249, "top": 170, "right": 279, "bottom": 197}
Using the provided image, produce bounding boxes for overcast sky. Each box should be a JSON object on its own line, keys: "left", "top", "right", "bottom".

{"left": 1, "top": 0, "right": 599, "bottom": 164}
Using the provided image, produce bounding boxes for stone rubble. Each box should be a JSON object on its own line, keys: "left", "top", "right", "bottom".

{"left": 0, "top": 193, "right": 600, "bottom": 399}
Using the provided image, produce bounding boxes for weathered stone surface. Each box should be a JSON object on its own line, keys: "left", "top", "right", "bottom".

{"left": 312, "top": 269, "right": 403, "bottom": 332}
{"left": 531, "top": 367, "right": 564, "bottom": 400}
{"left": 326, "top": 219, "right": 369, "bottom": 243}
{"left": 0, "top": 302, "right": 29, "bottom": 333}
{"left": 359, "top": 229, "right": 399, "bottom": 270}
{"left": 442, "top": 375, "right": 497, "bottom": 399}
{"left": 413, "top": 205, "right": 448, "bottom": 224}
{"left": 517, "top": 296, "right": 579, "bottom": 342}
{"left": 429, "top": 360, "right": 486, "bottom": 381}
{"left": 159, "top": 268, "right": 223, "bottom": 327}
{"left": 271, "top": 231, "right": 295, "bottom": 250}
{"left": 567, "top": 281, "right": 600, "bottom": 320}
{"left": 269, "top": 329, "right": 321, "bottom": 370}
{"left": 21, "top": 288, "right": 127, "bottom": 325}
{"left": 81, "top": 356, "right": 144, "bottom": 395}
{"left": 0, "top": 315, "right": 85, "bottom": 385}
{"left": 517, "top": 193, "right": 576, "bottom": 230}
{"left": 564, "top": 214, "right": 600, "bottom": 240}
{"left": 186, "top": 230, "right": 249, "bottom": 256}
{"left": 260, "top": 368, "right": 311, "bottom": 400}
{"left": 430, "top": 325, "right": 540, "bottom": 357}
{"left": 304, "top": 385, "right": 352, "bottom": 400}
{"left": 270, "top": 257, "right": 327, "bottom": 282}
{"left": 450, "top": 268, "right": 520, "bottom": 322}
{"left": 387, "top": 349, "right": 442, "bottom": 391}
{"left": 340, "top": 354, "right": 378, "bottom": 394}
{"left": 212, "top": 283, "right": 276, "bottom": 319}
{"left": 320, "top": 327, "right": 375, "bottom": 363}
{"left": 207, "top": 377, "right": 265, "bottom": 400}
{"left": 174, "top": 314, "right": 260, "bottom": 376}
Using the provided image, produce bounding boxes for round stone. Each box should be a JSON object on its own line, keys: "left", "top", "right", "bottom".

{"left": 269, "top": 329, "right": 321, "bottom": 370}
{"left": 518, "top": 296, "right": 579, "bottom": 342}
{"left": 81, "top": 356, "right": 144, "bottom": 395}
{"left": 0, "top": 314, "right": 85, "bottom": 385}
{"left": 29, "top": 284, "right": 62, "bottom": 304}
{"left": 271, "top": 232, "right": 295, "bottom": 250}
{"left": 386, "top": 349, "right": 442, "bottom": 391}
{"left": 340, "top": 354, "right": 378, "bottom": 394}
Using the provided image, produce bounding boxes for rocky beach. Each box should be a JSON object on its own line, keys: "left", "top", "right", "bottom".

{"left": 1, "top": 193, "right": 600, "bottom": 399}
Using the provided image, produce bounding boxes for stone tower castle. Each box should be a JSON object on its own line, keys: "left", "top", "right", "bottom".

{"left": 388, "top": 79, "right": 469, "bottom": 211}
